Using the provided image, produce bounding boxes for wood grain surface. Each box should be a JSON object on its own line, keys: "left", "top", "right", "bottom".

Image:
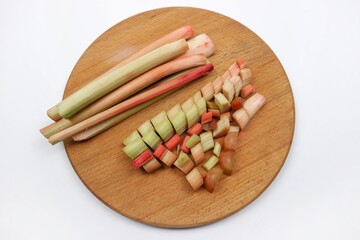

{"left": 63, "top": 7, "right": 295, "bottom": 228}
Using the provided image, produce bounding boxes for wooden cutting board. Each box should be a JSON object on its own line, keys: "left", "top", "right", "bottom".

{"left": 63, "top": 7, "right": 295, "bottom": 228}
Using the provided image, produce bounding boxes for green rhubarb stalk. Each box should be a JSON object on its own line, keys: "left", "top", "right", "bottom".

{"left": 54, "top": 39, "right": 189, "bottom": 119}
{"left": 47, "top": 26, "right": 195, "bottom": 121}
{"left": 49, "top": 64, "right": 214, "bottom": 144}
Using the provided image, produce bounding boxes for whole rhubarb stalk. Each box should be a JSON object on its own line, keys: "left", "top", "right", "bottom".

{"left": 47, "top": 26, "right": 195, "bottom": 121}
{"left": 51, "top": 39, "right": 189, "bottom": 119}
{"left": 48, "top": 64, "right": 214, "bottom": 144}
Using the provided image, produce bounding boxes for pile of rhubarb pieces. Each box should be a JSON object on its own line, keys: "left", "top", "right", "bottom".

{"left": 122, "top": 58, "right": 265, "bottom": 193}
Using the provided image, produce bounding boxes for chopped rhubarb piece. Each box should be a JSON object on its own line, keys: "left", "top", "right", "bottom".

{"left": 231, "top": 97, "right": 244, "bottom": 110}
{"left": 180, "top": 135, "right": 190, "bottom": 153}
{"left": 219, "top": 151, "right": 235, "bottom": 175}
{"left": 165, "top": 134, "right": 181, "bottom": 151}
{"left": 240, "top": 84, "right": 255, "bottom": 99}
{"left": 187, "top": 123, "right": 203, "bottom": 135}
{"left": 131, "top": 149, "right": 153, "bottom": 168}
{"left": 154, "top": 144, "right": 166, "bottom": 159}
{"left": 208, "top": 109, "right": 220, "bottom": 118}
{"left": 201, "top": 112, "right": 213, "bottom": 124}
{"left": 204, "top": 167, "right": 223, "bottom": 193}
{"left": 186, "top": 168, "right": 204, "bottom": 191}
{"left": 236, "top": 59, "right": 247, "bottom": 69}
{"left": 209, "top": 119, "right": 218, "bottom": 130}
{"left": 143, "top": 157, "right": 162, "bottom": 173}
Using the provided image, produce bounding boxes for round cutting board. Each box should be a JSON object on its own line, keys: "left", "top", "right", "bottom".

{"left": 63, "top": 7, "right": 295, "bottom": 228}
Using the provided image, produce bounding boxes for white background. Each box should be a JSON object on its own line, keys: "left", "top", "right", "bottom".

{"left": 1, "top": 0, "right": 359, "bottom": 239}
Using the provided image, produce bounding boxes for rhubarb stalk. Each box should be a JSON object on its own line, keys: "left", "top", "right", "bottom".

{"left": 53, "top": 39, "right": 189, "bottom": 119}
{"left": 49, "top": 64, "right": 214, "bottom": 144}
{"left": 47, "top": 26, "right": 195, "bottom": 121}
